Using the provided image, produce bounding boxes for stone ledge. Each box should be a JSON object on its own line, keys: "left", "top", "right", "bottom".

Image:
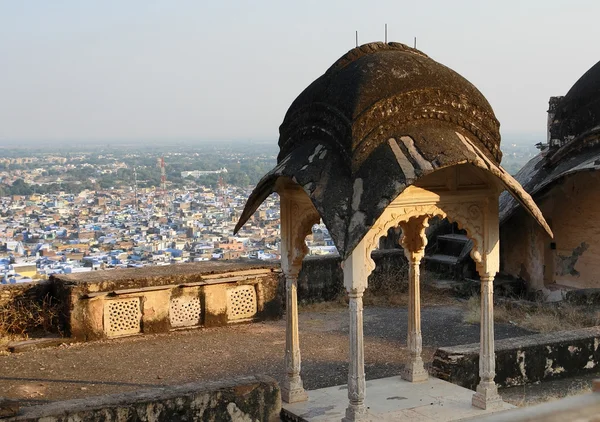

{"left": 3, "top": 375, "right": 281, "bottom": 422}
{"left": 51, "top": 261, "right": 278, "bottom": 292}
{"left": 431, "top": 326, "right": 600, "bottom": 390}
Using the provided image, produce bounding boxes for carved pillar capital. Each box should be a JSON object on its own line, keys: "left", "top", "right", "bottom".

{"left": 399, "top": 215, "right": 430, "bottom": 263}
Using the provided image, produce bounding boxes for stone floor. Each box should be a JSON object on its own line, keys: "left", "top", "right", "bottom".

{"left": 282, "top": 376, "right": 514, "bottom": 421}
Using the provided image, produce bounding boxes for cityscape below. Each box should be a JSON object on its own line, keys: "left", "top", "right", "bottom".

{"left": 0, "top": 138, "right": 538, "bottom": 284}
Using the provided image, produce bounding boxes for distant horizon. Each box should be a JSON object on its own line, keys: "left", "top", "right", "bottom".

{"left": 2, "top": 2, "right": 599, "bottom": 143}
{"left": 0, "top": 131, "right": 546, "bottom": 149}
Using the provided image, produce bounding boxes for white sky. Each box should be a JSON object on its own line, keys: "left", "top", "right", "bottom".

{"left": 1, "top": 0, "right": 599, "bottom": 144}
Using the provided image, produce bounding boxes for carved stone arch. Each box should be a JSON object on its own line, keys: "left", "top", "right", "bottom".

{"left": 438, "top": 201, "right": 485, "bottom": 266}
{"left": 280, "top": 194, "right": 321, "bottom": 278}
{"left": 290, "top": 202, "right": 321, "bottom": 268}
{"left": 361, "top": 200, "right": 487, "bottom": 279}
{"left": 362, "top": 204, "right": 447, "bottom": 277}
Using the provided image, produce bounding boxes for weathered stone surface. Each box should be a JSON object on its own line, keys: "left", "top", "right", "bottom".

{"left": 501, "top": 169, "right": 600, "bottom": 292}
{"left": 235, "top": 42, "right": 551, "bottom": 260}
{"left": 49, "top": 262, "right": 282, "bottom": 341}
{"left": 5, "top": 375, "right": 281, "bottom": 422}
{"left": 51, "top": 261, "right": 278, "bottom": 291}
{"left": 297, "top": 250, "right": 408, "bottom": 303}
{"left": 0, "top": 281, "right": 52, "bottom": 308}
{"left": 431, "top": 326, "right": 600, "bottom": 390}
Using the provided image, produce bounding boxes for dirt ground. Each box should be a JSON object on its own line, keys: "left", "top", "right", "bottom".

{"left": 0, "top": 304, "right": 594, "bottom": 409}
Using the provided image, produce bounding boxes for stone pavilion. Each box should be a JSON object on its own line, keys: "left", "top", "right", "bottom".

{"left": 235, "top": 42, "right": 552, "bottom": 421}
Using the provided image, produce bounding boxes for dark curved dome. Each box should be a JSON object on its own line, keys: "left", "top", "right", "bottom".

{"left": 553, "top": 60, "right": 600, "bottom": 142}
{"left": 235, "top": 42, "right": 551, "bottom": 258}
{"left": 278, "top": 42, "right": 502, "bottom": 167}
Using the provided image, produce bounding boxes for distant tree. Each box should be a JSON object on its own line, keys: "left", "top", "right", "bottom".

{"left": 10, "top": 179, "right": 33, "bottom": 195}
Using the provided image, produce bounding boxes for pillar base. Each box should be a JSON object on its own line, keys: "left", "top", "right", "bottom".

{"left": 281, "top": 376, "right": 308, "bottom": 403}
{"left": 472, "top": 382, "right": 503, "bottom": 410}
{"left": 281, "top": 386, "right": 308, "bottom": 404}
{"left": 401, "top": 359, "right": 429, "bottom": 383}
{"left": 342, "top": 402, "right": 370, "bottom": 422}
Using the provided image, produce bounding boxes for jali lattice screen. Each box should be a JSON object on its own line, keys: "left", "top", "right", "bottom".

{"left": 103, "top": 298, "right": 141, "bottom": 337}
{"left": 226, "top": 285, "right": 258, "bottom": 321}
{"left": 169, "top": 296, "right": 202, "bottom": 328}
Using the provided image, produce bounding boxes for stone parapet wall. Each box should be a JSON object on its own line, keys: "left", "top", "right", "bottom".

{"left": 2, "top": 254, "right": 408, "bottom": 340}
{"left": 4, "top": 375, "right": 281, "bottom": 422}
{"left": 51, "top": 262, "right": 282, "bottom": 341}
{"left": 432, "top": 326, "right": 600, "bottom": 390}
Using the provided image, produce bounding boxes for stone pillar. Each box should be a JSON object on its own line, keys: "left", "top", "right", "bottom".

{"left": 472, "top": 197, "right": 502, "bottom": 410}
{"left": 472, "top": 274, "right": 502, "bottom": 409}
{"left": 399, "top": 216, "right": 429, "bottom": 382}
{"left": 342, "top": 238, "right": 370, "bottom": 422}
{"left": 279, "top": 193, "right": 318, "bottom": 404}
{"left": 281, "top": 269, "right": 308, "bottom": 403}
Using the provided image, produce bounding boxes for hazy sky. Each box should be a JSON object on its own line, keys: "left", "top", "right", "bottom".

{"left": 1, "top": 1, "right": 599, "bottom": 144}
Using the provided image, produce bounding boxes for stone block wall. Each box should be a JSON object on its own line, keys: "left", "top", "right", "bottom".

{"left": 0, "top": 281, "right": 51, "bottom": 308}
{"left": 5, "top": 375, "right": 281, "bottom": 422}
{"left": 432, "top": 326, "right": 600, "bottom": 390}
{"left": 297, "top": 249, "right": 408, "bottom": 303}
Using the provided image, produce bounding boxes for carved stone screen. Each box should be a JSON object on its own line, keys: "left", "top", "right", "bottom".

{"left": 169, "top": 296, "right": 202, "bottom": 328}
{"left": 103, "top": 298, "right": 141, "bottom": 337}
{"left": 226, "top": 285, "right": 258, "bottom": 321}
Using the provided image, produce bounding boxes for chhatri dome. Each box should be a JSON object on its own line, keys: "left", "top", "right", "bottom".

{"left": 236, "top": 42, "right": 550, "bottom": 258}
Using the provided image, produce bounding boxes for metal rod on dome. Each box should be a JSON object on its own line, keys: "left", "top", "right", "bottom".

{"left": 385, "top": 24, "right": 387, "bottom": 43}
{"left": 414, "top": 37, "right": 417, "bottom": 48}
{"left": 356, "top": 31, "right": 358, "bottom": 47}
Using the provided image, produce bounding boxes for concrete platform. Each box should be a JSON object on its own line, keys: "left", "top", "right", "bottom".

{"left": 281, "top": 376, "right": 514, "bottom": 421}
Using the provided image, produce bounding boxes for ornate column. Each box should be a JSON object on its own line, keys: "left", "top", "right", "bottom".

{"left": 399, "top": 215, "right": 429, "bottom": 382}
{"left": 472, "top": 273, "right": 502, "bottom": 409}
{"left": 279, "top": 194, "right": 318, "bottom": 403}
{"left": 282, "top": 267, "right": 307, "bottom": 403}
{"left": 472, "top": 197, "right": 503, "bottom": 410}
{"left": 342, "top": 238, "right": 371, "bottom": 422}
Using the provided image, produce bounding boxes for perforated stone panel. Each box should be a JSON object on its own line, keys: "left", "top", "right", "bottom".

{"left": 103, "top": 298, "right": 141, "bottom": 337}
{"left": 169, "top": 296, "right": 202, "bottom": 328}
{"left": 226, "top": 285, "right": 257, "bottom": 321}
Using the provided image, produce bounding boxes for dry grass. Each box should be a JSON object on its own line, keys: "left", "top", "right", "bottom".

{"left": 362, "top": 283, "right": 459, "bottom": 307}
{"left": 299, "top": 295, "right": 348, "bottom": 312}
{"left": 463, "top": 296, "right": 600, "bottom": 332}
{"left": 300, "top": 268, "right": 460, "bottom": 311}
{"left": 0, "top": 294, "right": 62, "bottom": 338}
